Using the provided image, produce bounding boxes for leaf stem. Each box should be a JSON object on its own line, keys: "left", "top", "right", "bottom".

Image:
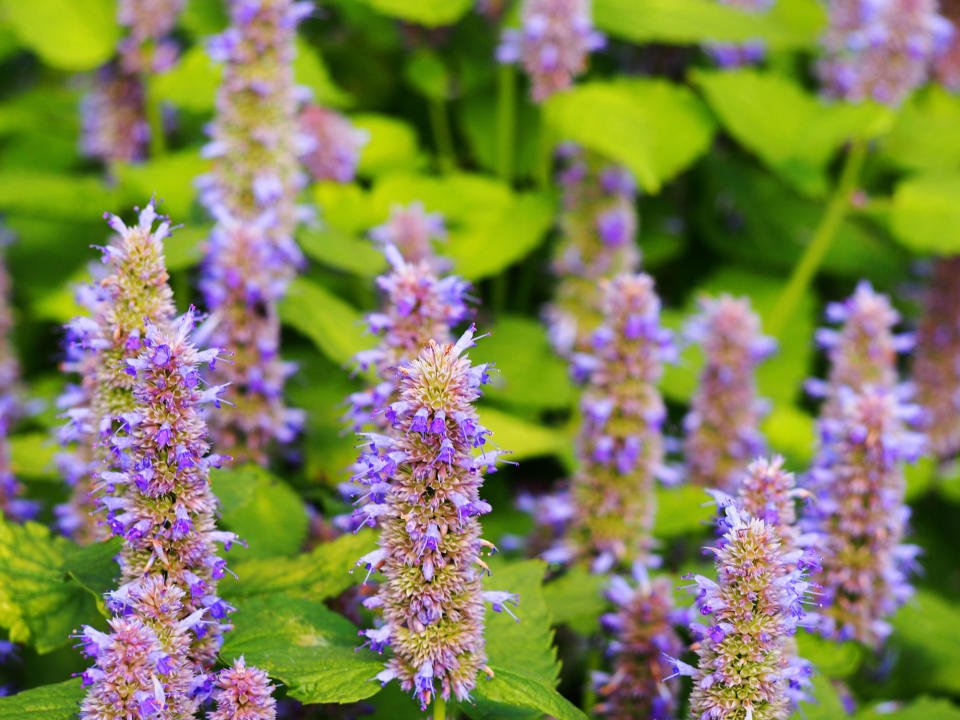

{"left": 768, "top": 139, "right": 868, "bottom": 335}
{"left": 433, "top": 697, "right": 447, "bottom": 720}
{"left": 496, "top": 64, "right": 516, "bottom": 183}
{"left": 429, "top": 98, "right": 456, "bottom": 173}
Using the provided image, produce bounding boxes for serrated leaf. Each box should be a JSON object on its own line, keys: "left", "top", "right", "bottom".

{"left": 221, "top": 594, "right": 384, "bottom": 704}
{"left": 541, "top": 565, "right": 605, "bottom": 635}
{"left": 210, "top": 465, "right": 309, "bottom": 558}
{"left": 0, "top": 678, "right": 84, "bottom": 720}
{"left": 543, "top": 78, "right": 715, "bottom": 193}
{"left": 353, "top": 0, "right": 472, "bottom": 26}
{"left": 891, "top": 172, "right": 960, "bottom": 255}
{"left": 467, "top": 668, "right": 586, "bottom": 720}
{"left": 62, "top": 537, "right": 121, "bottom": 603}
{"left": 221, "top": 531, "right": 375, "bottom": 601}
{"left": 0, "top": 0, "right": 118, "bottom": 70}
{"left": 279, "top": 278, "right": 367, "bottom": 366}
{"left": 477, "top": 407, "right": 566, "bottom": 461}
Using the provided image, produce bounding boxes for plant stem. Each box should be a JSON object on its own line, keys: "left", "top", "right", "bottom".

{"left": 433, "top": 697, "right": 447, "bottom": 720}
{"left": 144, "top": 75, "right": 166, "bottom": 158}
{"left": 768, "top": 139, "right": 868, "bottom": 335}
{"left": 496, "top": 64, "right": 516, "bottom": 183}
{"left": 429, "top": 98, "right": 456, "bottom": 173}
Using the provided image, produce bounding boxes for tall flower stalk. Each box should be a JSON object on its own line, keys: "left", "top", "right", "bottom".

{"left": 911, "top": 256, "right": 960, "bottom": 459}
{"left": 684, "top": 294, "right": 774, "bottom": 494}
{"left": 199, "top": 0, "right": 312, "bottom": 463}
{"left": 355, "top": 328, "right": 515, "bottom": 710}
{"left": 369, "top": 203, "right": 448, "bottom": 269}
{"left": 566, "top": 273, "right": 673, "bottom": 572}
{"left": 57, "top": 202, "right": 177, "bottom": 543}
{"left": 299, "top": 104, "right": 368, "bottom": 184}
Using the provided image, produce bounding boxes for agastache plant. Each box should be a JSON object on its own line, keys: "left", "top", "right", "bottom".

{"left": 209, "top": 656, "right": 277, "bottom": 720}
{"left": 671, "top": 504, "right": 816, "bottom": 720}
{"left": 80, "top": 66, "right": 150, "bottom": 164}
{"left": 594, "top": 567, "right": 685, "bottom": 719}
{"left": 354, "top": 328, "right": 515, "bottom": 710}
{"left": 299, "top": 104, "right": 368, "bottom": 183}
{"left": 684, "top": 294, "right": 775, "bottom": 494}
{"left": 806, "top": 385, "right": 924, "bottom": 647}
{"left": 57, "top": 201, "right": 177, "bottom": 543}
{"left": 911, "top": 256, "right": 960, "bottom": 458}
{"left": 565, "top": 273, "right": 673, "bottom": 572}
{"left": 707, "top": 0, "right": 774, "bottom": 67}
{"left": 369, "top": 202, "right": 448, "bottom": 269}
{"left": 496, "top": 0, "right": 605, "bottom": 101}
{"left": 545, "top": 144, "right": 639, "bottom": 357}
{"left": 116, "top": 0, "right": 185, "bottom": 73}
{"left": 199, "top": 0, "right": 312, "bottom": 463}
{"left": 818, "top": 0, "right": 952, "bottom": 105}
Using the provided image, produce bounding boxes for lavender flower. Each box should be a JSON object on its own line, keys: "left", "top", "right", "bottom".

{"left": 707, "top": 0, "right": 774, "bottom": 67}
{"left": 209, "top": 656, "right": 277, "bottom": 720}
{"left": 117, "top": 0, "right": 185, "bottom": 73}
{"left": 911, "top": 257, "right": 960, "bottom": 458}
{"left": 356, "top": 328, "right": 511, "bottom": 709}
{"left": 57, "top": 202, "right": 177, "bottom": 543}
{"left": 732, "top": 456, "right": 810, "bottom": 560}
{"left": 936, "top": 2, "right": 960, "bottom": 89}
{"left": 683, "top": 294, "right": 774, "bottom": 494}
{"left": 199, "top": 0, "right": 312, "bottom": 463}
{"left": 545, "top": 144, "right": 639, "bottom": 357}
{"left": 674, "top": 504, "right": 816, "bottom": 720}
{"left": 496, "top": 0, "right": 605, "bottom": 102}
{"left": 369, "top": 203, "right": 447, "bottom": 269}
{"left": 806, "top": 386, "right": 924, "bottom": 647}
{"left": 818, "top": 0, "right": 953, "bottom": 105}
{"left": 80, "top": 65, "right": 150, "bottom": 164}
{"left": 594, "top": 567, "right": 684, "bottom": 719}
{"left": 299, "top": 104, "right": 367, "bottom": 183}
{"left": 566, "top": 273, "right": 672, "bottom": 572}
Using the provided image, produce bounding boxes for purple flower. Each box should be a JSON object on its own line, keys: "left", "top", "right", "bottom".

{"left": 299, "top": 104, "right": 368, "bottom": 183}
{"left": 80, "top": 65, "right": 150, "bottom": 164}
{"left": 358, "top": 328, "right": 510, "bottom": 709}
{"left": 209, "top": 656, "right": 277, "bottom": 720}
{"left": 369, "top": 202, "right": 448, "bottom": 269}
{"left": 684, "top": 294, "right": 773, "bottom": 494}
{"left": 116, "top": 0, "right": 185, "bottom": 73}
{"left": 497, "top": 0, "right": 605, "bottom": 102}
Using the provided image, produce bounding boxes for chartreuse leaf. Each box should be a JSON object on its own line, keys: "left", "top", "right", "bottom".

{"left": 891, "top": 172, "right": 960, "bottom": 255}
{"left": 10, "top": 432, "right": 58, "bottom": 480}
{"left": 543, "top": 78, "right": 715, "bottom": 193}
{"left": 221, "top": 531, "right": 375, "bottom": 601}
{"left": 0, "top": 678, "right": 84, "bottom": 719}
{"left": 115, "top": 150, "right": 208, "bottom": 221}
{"left": 279, "top": 277, "right": 368, "bottom": 366}
{"left": 595, "top": 0, "right": 824, "bottom": 50}
{"left": 789, "top": 674, "right": 846, "bottom": 720}
{"left": 655, "top": 483, "right": 713, "bottom": 538}
{"left": 855, "top": 698, "right": 960, "bottom": 719}
{"left": 371, "top": 172, "right": 554, "bottom": 280}
{"left": 0, "top": 0, "right": 118, "bottom": 70}
{"left": 796, "top": 632, "right": 863, "bottom": 679}
{"left": 463, "top": 559, "right": 586, "bottom": 720}
{"left": 220, "top": 594, "right": 384, "bottom": 704}
{"left": 62, "top": 537, "right": 122, "bottom": 603}
{"left": 152, "top": 45, "right": 221, "bottom": 113}
{"left": 541, "top": 565, "right": 605, "bottom": 634}
{"left": 298, "top": 225, "right": 386, "bottom": 279}
{"left": 477, "top": 407, "right": 567, "bottom": 462}
{"left": 210, "top": 465, "right": 309, "bottom": 558}
{"left": 692, "top": 68, "right": 892, "bottom": 196}
{"left": 353, "top": 114, "right": 423, "bottom": 176}
{"left": 295, "top": 38, "right": 353, "bottom": 108}
{"left": 472, "top": 315, "right": 574, "bottom": 410}
{"left": 889, "top": 590, "right": 960, "bottom": 695}
{"left": 0, "top": 520, "right": 116, "bottom": 653}
{"left": 0, "top": 172, "right": 117, "bottom": 220}
{"left": 762, "top": 405, "right": 815, "bottom": 468}
{"left": 353, "top": 0, "right": 472, "bottom": 26}
{"left": 882, "top": 86, "right": 960, "bottom": 171}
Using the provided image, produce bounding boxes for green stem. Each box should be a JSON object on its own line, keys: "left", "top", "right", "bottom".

{"left": 429, "top": 98, "right": 456, "bottom": 173}
{"left": 768, "top": 140, "right": 868, "bottom": 336}
{"left": 143, "top": 74, "right": 167, "bottom": 158}
{"left": 496, "top": 64, "right": 516, "bottom": 183}
{"left": 433, "top": 697, "right": 447, "bottom": 720}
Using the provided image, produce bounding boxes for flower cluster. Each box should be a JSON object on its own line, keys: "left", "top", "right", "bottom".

{"left": 935, "top": 0, "right": 960, "bottom": 89}
{"left": 56, "top": 202, "right": 177, "bottom": 543}
{"left": 354, "top": 329, "right": 514, "bottom": 710}
{"left": 707, "top": 0, "right": 775, "bottom": 67}
{"left": 199, "top": 0, "right": 312, "bottom": 463}
{"left": 731, "top": 456, "right": 809, "bottom": 559}
{"left": 496, "top": 0, "right": 605, "bottom": 102}
{"left": 566, "top": 273, "right": 673, "bottom": 572}
{"left": 911, "top": 256, "right": 960, "bottom": 458}
{"left": 594, "top": 567, "right": 684, "bottom": 719}
{"left": 806, "top": 386, "right": 924, "bottom": 647}
{"left": 818, "top": 0, "right": 952, "bottom": 105}
{"left": 684, "top": 294, "right": 774, "bottom": 494}
{"left": 545, "top": 144, "right": 639, "bottom": 357}
{"left": 369, "top": 203, "right": 448, "bottom": 269}
{"left": 673, "top": 504, "right": 816, "bottom": 720}
{"left": 80, "top": 65, "right": 150, "bottom": 164}
{"left": 299, "top": 104, "right": 367, "bottom": 183}
{"left": 209, "top": 656, "right": 277, "bottom": 720}
{"left": 116, "top": 0, "right": 185, "bottom": 73}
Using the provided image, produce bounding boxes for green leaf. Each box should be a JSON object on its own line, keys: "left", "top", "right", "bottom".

{"left": 353, "top": 0, "right": 472, "bottom": 26}
{"left": 313, "top": 181, "right": 381, "bottom": 234}
{"left": 692, "top": 69, "right": 892, "bottom": 196}
{"left": 459, "top": 91, "right": 543, "bottom": 180}
{"left": 471, "top": 315, "right": 574, "bottom": 410}
{"left": 210, "top": 465, "right": 309, "bottom": 558}
{"left": 62, "top": 537, "right": 122, "bottom": 603}
{"left": 595, "top": 0, "right": 825, "bottom": 50}
{"left": 467, "top": 668, "right": 586, "bottom": 720}
{"left": 543, "top": 78, "right": 715, "bottom": 193}
{"left": 181, "top": 0, "right": 229, "bottom": 36}
{"left": 221, "top": 594, "right": 384, "bottom": 704}
{"left": 0, "top": 171, "right": 117, "bottom": 220}
{"left": 654, "top": 483, "right": 713, "bottom": 538}
{"left": 796, "top": 631, "right": 863, "bottom": 679}
{"left": 889, "top": 589, "right": 960, "bottom": 695}
{"left": 221, "top": 531, "right": 375, "bottom": 601}
{"left": 116, "top": 150, "right": 208, "bottom": 221}
{"left": 165, "top": 224, "right": 208, "bottom": 271}
{"left": 882, "top": 86, "right": 960, "bottom": 172}
{"left": 10, "top": 432, "right": 58, "bottom": 479}
{"left": 353, "top": 113, "right": 423, "bottom": 177}
{"left": 477, "top": 407, "right": 566, "bottom": 461}
{"left": 763, "top": 406, "right": 815, "bottom": 468}
{"left": 789, "top": 673, "right": 847, "bottom": 720}
{"left": 0, "top": 678, "right": 84, "bottom": 720}
{"left": 295, "top": 39, "right": 353, "bottom": 108}
{"left": 404, "top": 49, "right": 451, "bottom": 101}
{"left": 298, "top": 225, "right": 386, "bottom": 279}
{"left": 0, "top": 0, "right": 118, "bottom": 70}
{"left": 0, "top": 520, "right": 106, "bottom": 653}
{"left": 541, "top": 565, "right": 605, "bottom": 634}
{"left": 855, "top": 697, "right": 960, "bottom": 720}
{"left": 152, "top": 45, "right": 222, "bottom": 113}
{"left": 279, "top": 277, "right": 368, "bottom": 366}
{"left": 891, "top": 172, "right": 960, "bottom": 255}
